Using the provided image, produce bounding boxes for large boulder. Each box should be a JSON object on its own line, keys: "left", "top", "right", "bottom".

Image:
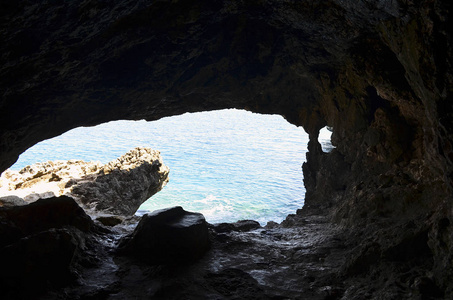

{"left": 0, "top": 228, "right": 82, "bottom": 298}
{"left": 118, "top": 206, "right": 210, "bottom": 265}
{"left": 0, "top": 196, "right": 93, "bottom": 248}
{"left": 0, "top": 147, "right": 170, "bottom": 215}
{"left": 0, "top": 196, "right": 94, "bottom": 298}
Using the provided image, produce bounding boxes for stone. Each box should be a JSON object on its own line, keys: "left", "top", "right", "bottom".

{"left": 0, "top": 195, "right": 27, "bottom": 207}
{"left": 118, "top": 206, "right": 210, "bottom": 265}
{"left": 0, "top": 196, "right": 97, "bottom": 298}
{"left": 0, "top": 147, "right": 169, "bottom": 216}
{"left": 71, "top": 147, "right": 169, "bottom": 216}
{"left": 205, "top": 268, "right": 270, "bottom": 299}
{"left": 212, "top": 220, "right": 261, "bottom": 233}
{"left": 0, "top": 196, "right": 93, "bottom": 247}
{"left": 96, "top": 215, "right": 123, "bottom": 227}
{"left": 0, "top": 229, "right": 81, "bottom": 297}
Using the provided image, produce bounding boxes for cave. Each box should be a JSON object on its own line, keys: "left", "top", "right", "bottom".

{"left": 8, "top": 109, "right": 308, "bottom": 225}
{"left": 1, "top": 0, "right": 452, "bottom": 299}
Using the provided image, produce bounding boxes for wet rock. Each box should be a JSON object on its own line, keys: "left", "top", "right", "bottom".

{"left": 118, "top": 206, "right": 210, "bottom": 265}
{"left": 212, "top": 219, "right": 261, "bottom": 233}
{"left": 205, "top": 268, "right": 271, "bottom": 300}
{"left": 264, "top": 221, "right": 279, "bottom": 229}
{"left": 0, "top": 147, "right": 169, "bottom": 215}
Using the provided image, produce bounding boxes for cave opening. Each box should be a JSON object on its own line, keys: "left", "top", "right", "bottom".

{"left": 0, "top": 109, "right": 337, "bottom": 225}
{"left": 318, "top": 126, "right": 335, "bottom": 153}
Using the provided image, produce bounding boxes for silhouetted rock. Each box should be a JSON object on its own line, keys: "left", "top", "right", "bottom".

{"left": 119, "top": 206, "right": 210, "bottom": 265}
{"left": 0, "top": 228, "right": 82, "bottom": 298}
{"left": 0, "top": 196, "right": 97, "bottom": 298}
{"left": 96, "top": 215, "right": 123, "bottom": 227}
{"left": 205, "top": 268, "right": 271, "bottom": 299}
{"left": 0, "top": 196, "right": 92, "bottom": 245}
{"left": 212, "top": 219, "right": 261, "bottom": 233}
{"left": 0, "top": 147, "right": 169, "bottom": 215}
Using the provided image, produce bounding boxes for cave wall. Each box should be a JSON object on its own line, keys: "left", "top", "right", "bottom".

{"left": 1, "top": 0, "right": 453, "bottom": 294}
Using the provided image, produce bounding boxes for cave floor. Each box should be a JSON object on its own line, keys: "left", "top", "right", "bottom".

{"left": 48, "top": 215, "right": 347, "bottom": 300}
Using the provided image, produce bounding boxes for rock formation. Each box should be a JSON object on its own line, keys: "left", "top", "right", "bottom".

{"left": 212, "top": 219, "right": 261, "bottom": 233}
{"left": 0, "top": 196, "right": 96, "bottom": 298}
{"left": 0, "top": 0, "right": 452, "bottom": 298}
{"left": 0, "top": 147, "right": 170, "bottom": 215}
{"left": 118, "top": 206, "right": 210, "bottom": 265}
{"left": 0, "top": 195, "right": 27, "bottom": 207}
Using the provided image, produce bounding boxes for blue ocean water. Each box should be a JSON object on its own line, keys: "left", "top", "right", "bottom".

{"left": 9, "top": 109, "right": 332, "bottom": 225}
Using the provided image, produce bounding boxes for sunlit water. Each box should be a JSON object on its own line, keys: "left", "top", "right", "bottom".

{"left": 8, "top": 109, "right": 333, "bottom": 225}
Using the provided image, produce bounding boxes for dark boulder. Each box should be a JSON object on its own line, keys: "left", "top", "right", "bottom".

{"left": 0, "top": 228, "right": 82, "bottom": 298}
{"left": 212, "top": 219, "right": 261, "bottom": 233}
{"left": 0, "top": 196, "right": 92, "bottom": 246}
{"left": 118, "top": 206, "right": 210, "bottom": 265}
{"left": 0, "top": 196, "right": 95, "bottom": 298}
{"left": 96, "top": 215, "right": 123, "bottom": 227}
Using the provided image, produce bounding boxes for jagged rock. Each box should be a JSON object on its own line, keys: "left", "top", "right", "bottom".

{"left": 0, "top": 159, "right": 103, "bottom": 203}
{"left": 0, "top": 195, "right": 27, "bottom": 207}
{"left": 71, "top": 147, "right": 170, "bottom": 215}
{"left": 118, "top": 206, "right": 210, "bottom": 265}
{"left": 0, "top": 147, "right": 169, "bottom": 216}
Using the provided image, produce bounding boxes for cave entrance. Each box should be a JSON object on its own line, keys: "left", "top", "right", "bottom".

{"left": 5, "top": 109, "right": 332, "bottom": 225}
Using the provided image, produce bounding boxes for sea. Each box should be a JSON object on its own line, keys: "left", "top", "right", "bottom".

{"left": 8, "top": 109, "right": 333, "bottom": 225}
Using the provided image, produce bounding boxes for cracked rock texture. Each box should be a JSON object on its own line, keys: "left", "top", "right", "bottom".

{"left": 0, "top": 0, "right": 452, "bottom": 298}
{"left": 0, "top": 147, "right": 169, "bottom": 215}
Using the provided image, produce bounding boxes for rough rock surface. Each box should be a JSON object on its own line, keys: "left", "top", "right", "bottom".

{"left": 39, "top": 214, "right": 349, "bottom": 299}
{"left": 118, "top": 206, "right": 210, "bottom": 265}
{"left": 0, "top": 147, "right": 170, "bottom": 215}
{"left": 0, "top": 196, "right": 93, "bottom": 250}
{"left": 0, "top": 195, "right": 27, "bottom": 207}
{"left": 0, "top": 196, "right": 97, "bottom": 298}
{"left": 0, "top": 0, "right": 452, "bottom": 298}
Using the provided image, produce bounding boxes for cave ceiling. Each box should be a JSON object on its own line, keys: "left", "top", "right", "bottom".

{"left": 0, "top": 0, "right": 451, "bottom": 202}
{"left": 0, "top": 1, "right": 425, "bottom": 170}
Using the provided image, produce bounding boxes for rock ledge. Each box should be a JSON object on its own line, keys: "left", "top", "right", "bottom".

{"left": 0, "top": 147, "right": 169, "bottom": 216}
